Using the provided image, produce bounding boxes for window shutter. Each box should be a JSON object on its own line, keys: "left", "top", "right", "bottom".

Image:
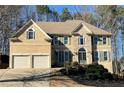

{"left": 58, "top": 37, "right": 61, "bottom": 45}
{"left": 108, "top": 37, "right": 111, "bottom": 45}
{"left": 62, "top": 37, "right": 64, "bottom": 44}
{"left": 108, "top": 51, "right": 111, "bottom": 61}
{"left": 107, "top": 51, "right": 109, "bottom": 61}
{"left": 78, "top": 36, "right": 80, "bottom": 45}
{"left": 93, "top": 37, "right": 95, "bottom": 44}
{"left": 100, "top": 51, "right": 104, "bottom": 62}
{"left": 69, "top": 37, "right": 70, "bottom": 45}
{"left": 93, "top": 36, "right": 96, "bottom": 45}
{"left": 99, "top": 37, "right": 103, "bottom": 45}
{"left": 83, "top": 37, "right": 85, "bottom": 44}
{"left": 26, "top": 31, "right": 29, "bottom": 39}
{"left": 99, "top": 51, "right": 102, "bottom": 62}
{"left": 102, "top": 51, "right": 104, "bottom": 61}
{"left": 68, "top": 51, "right": 70, "bottom": 62}
{"left": 69, "top": 51, "right": 71, "bottom": 62}
{"left": 33, "top": 32, "right": 35, "bottom": 39}
{"left": 97, "top": 51, "right": 99, "bottom": 61}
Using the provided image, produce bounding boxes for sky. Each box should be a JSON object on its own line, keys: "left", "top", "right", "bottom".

{"left": 49, "top": 5, "right": 77, "bottom": 14}
{"left": 49, "top": 5, "right": 95, "bottom": 14}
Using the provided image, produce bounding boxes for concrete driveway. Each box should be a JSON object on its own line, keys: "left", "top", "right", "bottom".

{"left": 0, "top": 69, "right": 51, "bottom": 87}
{"left": 0, "top": 68, "right": 90, "bottom": 87}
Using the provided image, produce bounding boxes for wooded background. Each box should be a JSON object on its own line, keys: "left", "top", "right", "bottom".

{"left": 0, "top": 5, "right": 124, "bottom": 74}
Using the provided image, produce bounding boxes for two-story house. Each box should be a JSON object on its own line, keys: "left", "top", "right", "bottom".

{"left": 9, "top": 19, "right": 113, "bottom": 73}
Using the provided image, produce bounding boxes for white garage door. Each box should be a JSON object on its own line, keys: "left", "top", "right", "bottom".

{"left": 13, "top": 55, "right": 30, "bottom": 68}
{"left": 33, "top": 55, "right": 49, "bottom": 68}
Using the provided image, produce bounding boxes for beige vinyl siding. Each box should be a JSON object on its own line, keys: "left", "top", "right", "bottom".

{"left": 107, "top": 37, "right": 111, "bottom": 45}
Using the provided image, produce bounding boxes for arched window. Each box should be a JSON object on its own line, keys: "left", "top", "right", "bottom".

{"left": 79, "top": 48, "right": 86, "bottom": 52}
{"left": 78, "top": 48, "right": 86, "bottom": 64}
{"left": 27, "top": 29, "right": 35, "bottom": 39}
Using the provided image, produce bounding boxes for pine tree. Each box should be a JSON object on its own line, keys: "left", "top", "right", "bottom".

{"left": 36, "top": 5, "right": 59, "bottom": 22}
{"left": 60, "top": 8, "right": 73, "bottom": 22}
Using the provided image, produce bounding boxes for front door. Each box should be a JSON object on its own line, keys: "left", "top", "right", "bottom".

{"left": 78, "top": 48, "right": 86, "bottom": 64}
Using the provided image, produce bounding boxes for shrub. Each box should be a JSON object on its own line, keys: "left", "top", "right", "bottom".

{"left": 1, "top": 55, "right": 9, "bottom": 63}
{"left": 112, "top": 74, "right": 119, "bottom": 81}
{"left": 63, "top": 62, "right": 114, "bottom": 80}
{"left": 86, "top": 72, "right": 100, "bottom": 80}
{"left": 103, "top": 72, "right": 114, "bottom": 80}
{"left": 64, "top": 62, "right": 85, "bottom": 75}
{"left": 71, "top": 61, "right": 79, "bottom": 67}
{"left": 78, "top": 65, "right": 86, "bottom": 75}
{"left": 85, "top": 63, "right": 113, "bottom": 80}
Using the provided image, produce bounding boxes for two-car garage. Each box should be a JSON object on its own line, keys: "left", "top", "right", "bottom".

{"left": 12, "top": 55, "right": 50, "bottom": 68}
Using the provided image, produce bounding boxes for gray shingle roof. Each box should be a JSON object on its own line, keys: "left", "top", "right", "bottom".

{"left": 13, "top": 19, "right": 112, "bottom": 38}
{"left": 36, "top": 20, "right": 112, "bottom": 36}
{"left": 36, "top": 21, "right": 82, "bottom": 35}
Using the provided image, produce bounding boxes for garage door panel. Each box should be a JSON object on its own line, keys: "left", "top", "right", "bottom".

{"left": 33, "top": 55, "right": 49, "bottom": 68}
{"left": 13, "top": 55, "right": 30, "bottom": 68}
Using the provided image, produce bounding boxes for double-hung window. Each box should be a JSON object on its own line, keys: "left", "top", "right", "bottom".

{"left": 64, "top": 50, "right": 69, "bottom": 62}
{"left": 54, "top": 36, "right": 59, "bottom": 45}
{"left": 103, "top": 36, "right": 106, "bottom": 44}
{"left": 64, "top": 36, "right": 69, "bottom": 44}
{"left": 27, "top": 29, "right": 35, "bottom": 39}
{"left": 104, "top": 51, "right": 108, "bottom": 61}
{"left": 79, "top": 36, "right": 85, "bottom": 45}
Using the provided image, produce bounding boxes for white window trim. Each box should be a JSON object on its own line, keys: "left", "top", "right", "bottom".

{"left": 103, "top": 51, "right": 108, "bottom": 61}
{"left": 102, "top": 50, "right": 110, "bottom": 62}
{"left": 78, "top": 36, "right": 85, "bottom": 45}
{"left": 27, "top": 31, "right": 35, "bottom": 39}
{"left": 64, "top": 50, "right": 69, "bottom": 62}
{"left": 26, "top": 28, "right": 35, "bottom": 40}
{"left": 64, "top": 36, "right": 69, "bottom": 45}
